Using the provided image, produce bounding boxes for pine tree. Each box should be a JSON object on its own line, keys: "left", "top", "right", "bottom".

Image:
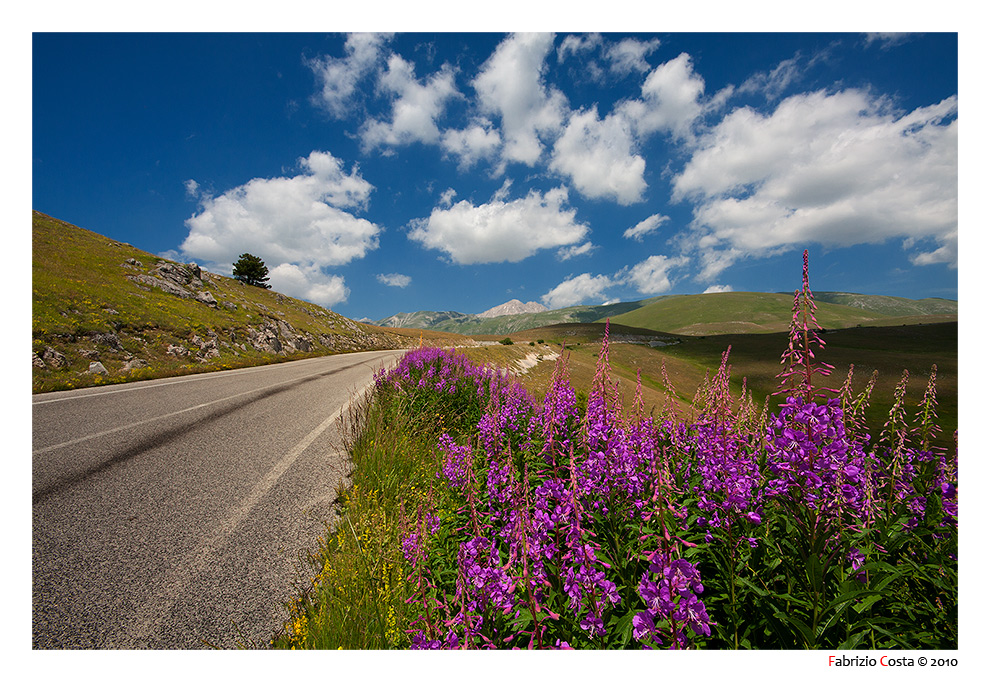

{"left": 232, "top": 253, "right": 271, "bottom": 288}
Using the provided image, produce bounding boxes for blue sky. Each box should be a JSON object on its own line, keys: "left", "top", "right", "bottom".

{"left": 32, "top": 29, "right": 959, "bottom": 322}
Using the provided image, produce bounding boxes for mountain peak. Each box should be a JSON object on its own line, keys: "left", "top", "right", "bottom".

{"left": 477, "top": 299, "right": 548, "bottom": 318}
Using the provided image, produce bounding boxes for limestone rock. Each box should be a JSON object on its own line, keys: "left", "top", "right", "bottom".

{"left": 88, "top": 361, "right": 108, "bottom": 375}
{"left": 42, "top": 346, "right": 69, "bottom": 369}
{"left": 92, "top": 331, "right": 124, "bottom": 351}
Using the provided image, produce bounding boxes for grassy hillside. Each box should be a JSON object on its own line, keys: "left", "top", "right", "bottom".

{"left": 814, "top": 291, "right": 959, "bottom": 316}
{"left": 607, "top": 291, "right": 956, "bottom": 336}
{"left": 378, "top": 289, "right": 956, "bottom": 338}
{"left": 465, "top": 319, "right": 957, "bottom": 455}
{"left": 31, "top": 211, "right": 463, "bottom": 393}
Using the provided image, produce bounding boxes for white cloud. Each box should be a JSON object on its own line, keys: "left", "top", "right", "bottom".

{"left": 377, "top": 272, "right": 412, "bottom": 287}
{"left": 738, "top": 55, "right": 803, "bottom": 100}
{"left": 181, "top": 151, "right": 381, "bottom": 305}
{"left": 605, "top": 37, "right": 660, "bottom": 76}
{"left": 672, "top": 90, "right": 958, "bottom": 279}
{"left": 621, "top": 254, "right": 687, "bottom": 295}
{"left": 624, "top": 213, "right": 670, "bottom": 241}
{"left": 472, "top": 32, "right": 567, "bottom": 167}
{"left": 703, "top": 284, "right": 734, "bottom": 294}
{"left": 619, "top": 53, "right": 706, "bottom": 142}
{"left": 864, "top": 33, "right": 912, "bottom": 49}
{"left": 557, "top": 33, "right": 602, "bottom": 63}
{"left": 268, "top": 263, "right": 350, "bottom": 308}
{"left": 360, "top": 54, "right": 458, "bottom": 150}
{"left": 909, "top": 230, "right": 958, "bottom": 267}
{"left": 441, "top": 119, "right": 501, "bottom": 168}
{"left": 557, "top": 241, "right": 595, "bottom": 261}
{"left": 184, "top": 179, "right": 199, "bottom": 197}
{"left": 550, "top": 107, "right": 647, "bottom": 204}
{"left": 541, "top": 272, "right": 613, "bottom": 309}
{"left": 438, "top": 187, "right": 457, "bottom": 208}
{"left": 308, "top": 33, "right": 392, "bottom": 118}
{"left": 408, "top": 186, "right": 588, "bottom": 265}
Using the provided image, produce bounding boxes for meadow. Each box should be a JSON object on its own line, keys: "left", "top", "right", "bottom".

{"left": 273, "top": 252, "right": 957, "bottom": 650}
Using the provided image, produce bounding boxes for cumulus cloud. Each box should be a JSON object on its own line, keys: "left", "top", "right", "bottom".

{"left": 441, "top": 119, "right": 502, "bottom": 168}
{"left": 308, "top": 33, "right": 392, "bottom": 118}
{"left": 621, "top": 254, "right": 688, "bottom": 295}
{"left": 672, "top": 89, "right": 958, "bottom": 279}
{"left": 438, "top": 187, "right": 457, "bottom": 208}
{"left": 360, "top": 54, "right": 458, "bottom": 150}
{"left": 550, "top": 107, "right": 647, "bottom": 204}
{"left": 472, "top": 32, "right": 567, "bottom": 167}
{"left": 408, "top": 186, "right": 588, "bottom": 264}
{"left": 619, "top": 53, "right": 706, "bottom": 141}
{"left": 541, "top": 272, "right": 614, "bottom": 309}
{"left": 557, "top": 241, "right": 595, "bottom": 261}
{"left": 377, "top": 272, "right": 412, "bottom": 287}
{"left": 703, "top": 284, "right": 734, "bottom": 294}
{"left": 181, "top": 151, "right": 381, "bottom": 307}
{"left": 268, "top": 263, "right": 350, "bottom": 308}
{"left": 184, "top": 179, "right": 200, "bottom": 197}
{"left": 624, "top": 213, "right": 670, "bottom": 241}
{"left": 605, "top": 37, "right": 660, "bottom": 76}
{"left": 557, "top": 33, "right": 602, "bottom": 63}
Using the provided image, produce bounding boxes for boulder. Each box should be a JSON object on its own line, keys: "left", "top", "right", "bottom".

{"left": 42, "top": 346, "right": 69, "bottom": 369}
{"left": 195, "top": 291, "right": 218, "bottom": 307}
{"left": 92, "top": 331, "right": 125, "bottom": 351}
{"left": 166, "top": 344, "right": 189, "bottom": 357}
{"left": 122, "top": 358, "right": 148, "bottom": 371}
{"left": 126, "top": 273, "right": 193, "bottom": 299}
{"left": 88, "top": 361, "right": 108, "bottom": 375}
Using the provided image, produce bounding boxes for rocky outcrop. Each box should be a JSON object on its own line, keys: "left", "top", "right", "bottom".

{"left": 92, "top": 331, "right": 125, "bottom": 351}
{"left": 125, "top": 260, "right": 216, "bottom": 305}
{"left": 166, "top": 344, "right": 190, "bottom": 357}
{"left": 190, "top": 333, "right": 221, "bottom": 362}
{"left": 40, "top": 346, "right": 69, "bottom": 369}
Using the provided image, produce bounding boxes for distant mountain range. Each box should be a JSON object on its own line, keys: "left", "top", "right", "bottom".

{"left": 372, "top": 292, "right": 958, "bottom": 337}
{"left": 477, "top": 299, "right": 548, "bottom": 318}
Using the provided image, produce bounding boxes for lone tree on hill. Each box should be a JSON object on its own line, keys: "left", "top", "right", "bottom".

{"left": 232, "top": 253, "right": 271, "bottom": 289}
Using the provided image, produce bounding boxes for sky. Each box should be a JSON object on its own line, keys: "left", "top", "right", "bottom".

{"left": 31, "top": 28, "right": 959, "bottom": 322}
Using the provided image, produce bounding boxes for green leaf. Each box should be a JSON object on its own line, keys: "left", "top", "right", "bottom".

{"left": 838, "top": 629, "right": 869, "bottom": 649}
{"left": 851, "top": 594, "right": 882, "bottom": 614}
{"left": 734, "top": 575, "right": 769, "bottom": 598}
{"left": 610, "top": 609, "right": 636, "bottom": 648}
{"left": 774, "top": 611, "right": 815, "bottom": 648}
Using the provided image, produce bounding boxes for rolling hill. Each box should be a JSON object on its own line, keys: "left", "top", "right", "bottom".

{"left": 375, "top": 290, "right": 957, "bottom": 337}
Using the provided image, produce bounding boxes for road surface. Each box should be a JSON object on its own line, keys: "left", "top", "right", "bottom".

{"left": 32, "top": 350, "right": 404, "bottom": 649}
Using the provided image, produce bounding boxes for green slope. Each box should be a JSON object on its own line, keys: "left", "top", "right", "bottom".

{"left": 607, "top": 291, "right": 956, "bottom": 336}
{"left": 31, "top": 211, "right": 411, "bottom": 392}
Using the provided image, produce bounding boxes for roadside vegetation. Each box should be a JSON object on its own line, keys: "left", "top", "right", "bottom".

{"left": 273, "top": 252, "right": 957, "bottom": 649}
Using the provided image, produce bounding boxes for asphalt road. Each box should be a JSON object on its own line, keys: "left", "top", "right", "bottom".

{"left": 32, "top": 350, "right": 404, "bottom": 649}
